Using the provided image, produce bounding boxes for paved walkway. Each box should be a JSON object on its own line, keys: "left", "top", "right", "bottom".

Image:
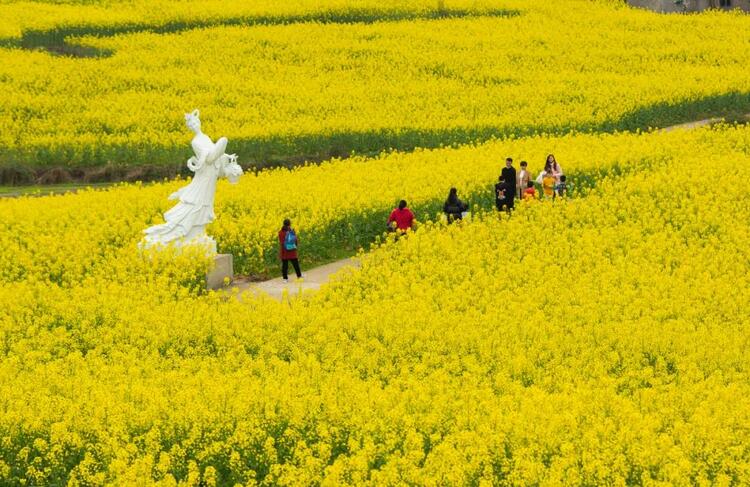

{"left": 233, "top": 258, "right": 360, "bottom": 301}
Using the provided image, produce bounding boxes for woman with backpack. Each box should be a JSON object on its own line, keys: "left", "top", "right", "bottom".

{"left": 279, "top": 218, "right": 302, "bottom": 281}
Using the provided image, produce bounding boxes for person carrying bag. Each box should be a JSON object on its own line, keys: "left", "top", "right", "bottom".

{"left": 279, "top": 218, "right": 302, "bottom": 281}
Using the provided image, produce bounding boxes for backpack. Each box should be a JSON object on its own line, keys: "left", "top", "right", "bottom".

{"left": 284, "top": 229, "right": 297, "bottom": 251}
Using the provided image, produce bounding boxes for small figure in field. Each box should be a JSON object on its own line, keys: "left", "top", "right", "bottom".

{"left": 523, "top": 180, "right": 537, "bottom": 201}
{"left": 495, "top": 176, "right": 509, "bottom": 212}
{"left": 517, "top": 160, "right": 531, "bottom": 200}
{"left": 388, "top": 200, "right": 415, "bottom": 234}
{"left": 536, "top": 154, "right": 564, "bottom": 187}
{"left": 545, "top": 154, "right": 563, "bottom": 184}
{"left": 501, "top": 157, "right": 516, "bottom": 210}
{"left": 443, "top": 187, "right": 468, "bottom": 223}
{"left": 279, "top": 218, "right": 302, "bottom": 282}
{"left": 542, "top": 170, "right": 556, "bottom": 199}
{"left": 555, "top": 175, "right": 569, "bottom": 198}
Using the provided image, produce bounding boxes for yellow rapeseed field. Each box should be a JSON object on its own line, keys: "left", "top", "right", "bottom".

{"left": 1, "top": 125, "right": 740, "bottom": 278}
{"left": 3, "top": 0, "right": 750, "bottom": 484}
{"left": 1, "top": 124, "right": 750, "bottom": 484}
{"left": 0, "top": 0, "right": 749, "bottom": 169}
{"left": 0, "top": 0, "right": 500, "bottom": 41}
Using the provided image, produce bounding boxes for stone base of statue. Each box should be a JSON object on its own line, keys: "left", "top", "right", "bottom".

{"left": 207, "top": 254, "right": 233, "bottom": 290}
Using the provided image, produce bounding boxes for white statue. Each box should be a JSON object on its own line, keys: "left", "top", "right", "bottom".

{"left": 142, "top": 109, "right": 243, "bottom": 253}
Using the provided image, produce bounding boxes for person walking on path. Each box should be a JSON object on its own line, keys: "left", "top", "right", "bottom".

{"left": 388, "top": 200, "right": 415, "bottom": 233}
{"left": 542, "top": 170, "right": 556, "bottom": 199}
{"left": 536, "top": 154, "right": 563, "bottom": 186}
{"left": 495, "top": 176, "right": 509, "bottom": 212}
{"left": 443, "top": 187, "right": 468, "bottom": 223}
{"left": 279, "top": 218, "right": 302, "bottom": 281}
{"left": 523, "top": 180, "right": 537, "bottom": 201}
{"left": 555, "top": 175, "right": 569, "bottom": 198}
{"left": 501, "top": 157, "right": 517, "bottom": 210}
{"left": 545, "top": 154, "right": 564, "bottom": 183}
{"left": 517, "top": 161, "right": 531, "bottom": 200}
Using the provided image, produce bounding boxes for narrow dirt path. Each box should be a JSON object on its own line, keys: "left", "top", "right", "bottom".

{"left": 233, "top": 258, "right": 360, "bottom": 301}
{"left": 658, "top": 117, "right": 723, "bottom": 132}
{"left": 658, "top": 113, "right": 750, "bottom": 132}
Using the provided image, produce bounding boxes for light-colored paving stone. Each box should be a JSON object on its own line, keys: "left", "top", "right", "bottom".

{"left": 233, "top": 258, "right": 360, "bottom": 301}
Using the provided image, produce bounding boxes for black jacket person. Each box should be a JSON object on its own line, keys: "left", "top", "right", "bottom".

{"left": 443, "top": 187, "right": 468, "bottom": 223}
{"left": 501, "top": 157, "right": 516, "bottom": 210}
{"left": 495, "top": 176, "right": 508, "bottom": 211}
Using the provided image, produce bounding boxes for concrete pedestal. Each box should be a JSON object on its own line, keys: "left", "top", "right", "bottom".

{"left": 207, "top": 254, "right": 233, "bottom": 290}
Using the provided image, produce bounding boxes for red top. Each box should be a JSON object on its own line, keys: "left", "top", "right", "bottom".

{"left": 278, "top": 228, "right": 298, "bottom": 260}
{"left": 523, "top": 187, "right": 537, "bottom": 199}
{"left": 388, "top": 208, "right": 415, "bottom": 231}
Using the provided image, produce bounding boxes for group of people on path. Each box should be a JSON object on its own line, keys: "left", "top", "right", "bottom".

{"left": 386, "top": 154, "right": 569, "bottom": 232}
{"left": 494, "top": 154, "right": 567, "bottom": 212}
{"left": 279, "top": 155, "right": 569, "bottom": 280}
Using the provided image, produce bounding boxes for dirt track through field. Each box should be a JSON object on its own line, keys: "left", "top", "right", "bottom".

{"left": 231, "top": 258, "right": 360, "bottom": 301}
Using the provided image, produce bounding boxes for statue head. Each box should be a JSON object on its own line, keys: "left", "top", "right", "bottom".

{"left": 185, "top": 109, "right": 201, "bottom": 133}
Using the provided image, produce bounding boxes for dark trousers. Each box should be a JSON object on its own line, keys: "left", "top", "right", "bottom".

{"left": 282, "top": 258, "right": 301, "bottom": 279}
{"left": 506, "top": 189, "right": 516, "bottom": 209}
{"left": 496, "top": 199, "right": 513, "bottom": 213}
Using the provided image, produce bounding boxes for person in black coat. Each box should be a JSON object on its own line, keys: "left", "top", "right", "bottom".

{"left": 443, "top": 187, "right": 468, "bottom": 223}
{"left": 500, "top": 157, "right": 516, "bottom": 210}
